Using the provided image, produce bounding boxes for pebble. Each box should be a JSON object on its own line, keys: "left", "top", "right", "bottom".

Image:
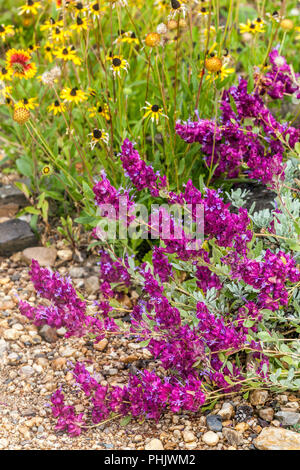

{"left": 39, "top": 325, "right": 58, "bottom": 343}
{"left": 145, "top": 439, "right": 164, "bottom": 450}
{"left": 57, "top": 249, "right": 73, "bottom": 261}
{"left": 69, "top": 266, "right": 85, "bottom": 278}
{"left": 258, "top": 407, "right": 274, "bottom": 422}
{"left": 60, "top": 347, "right": 76, "bottom": 358}
{"left": 182, "top": 430, "right": 196, "bottom": 443}
{"left": 18, "top": 365, "right": 35, "bottom": 377}
{"left": 206, "top": 414, "right": 223, "bottom": 432}
{"left": 202, "top": 431, "right": 219, "bottom": 447}
{"left": 21, "top": 247, "right": 57, "bottom": 267}
{"left": 94, "top": 338, "right": 108, "bottom": 352}
{"left": 0, "top": 438, "right": 9, "bottom": 449}
{"left": 254, "top": 427, "right": 300, "bottom": 450}
{"left": 3, "top": 328, "right": 21, "bottom": 341}
{"left": 217, "top": 402, "right": 235, "bottom": 420}
{"left": 85, "top": 276, "right": 99, "bottom": 294}
{"left": 223, "top": 428, "right": 244, "bottom": 446}
{"left": 249, "top": 390, "right": 268, "bottom": 406}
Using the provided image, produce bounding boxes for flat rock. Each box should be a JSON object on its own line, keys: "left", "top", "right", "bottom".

{"left": 0, "top": 182, "right": 28, "bottom": 207}
{"left": 39, "top": 325, "right": 58, "bottom": 343}
{"left": 223, "top": 428, "right": 244, "bottom": 446}
{"left": 275, "top": 411, "right": 300, "bottom": 427}
{"left": 250, "top": 389, "right": 268, "bottom": 407}
{"left": 218, "top": 402, "right": 235, "bottom": 420}
{"left": 0, "top": 203, "right": 19, "bottom": 218}
{"left": 206, "top": 414, "right": 223, "bottom": 432}
{"left": 22, "top": 247, "right": 57, "bottom": 267}
{"left": 254, "top": 427, "right": 300, "bottom": 450}
{"left": 0, "top": 219, "right": 37, "bottom": 256}
{"left": 85, "top": 276, "right": 100, "bottom": 294}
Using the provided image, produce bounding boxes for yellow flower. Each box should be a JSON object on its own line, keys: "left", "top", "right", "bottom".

{"left": 88, "top": 102, "right": 110, "bottom": 121}
{"left": 88, "top": 128, "right": 109, "bottom": 149}
{"left": 6, "top": 48, "right": 37, "bottom": 79}
{"left": 198, "top": 6, "right": 209, "bottom": 16}
{"left": 142, "top": 102, "right": 168, "bottom": 124}
{"left": 107, "top": 55, "right": 129, "bottom": 77}
{"left": 88, "top": 2, "right": 107, "bottom": 18}
{"left": 15, "top": 97, "right": 38, "bottom": 110}
{"left": 205, "top": 65, "right": 235, "bottom": 82}
{"left": 51, "top": 27, "right": 72, "bottom": 43}
{"left": 41, "top": 165, "right": 53, "bottom": 176}
{"left": 0, "top": 24, "right": 14, "bottom": 41}
{"left": 27, "top": 44, "right": 40, "bottom": 54}
{"left": 40, "top": 17, "right": 64, "bottom": 31}
{"left": 115, "top": 31, "right": 139, "bottom": 45}
{"left": 295, "top": 26, "right": 300, "bottom": 40}
{"left": 70, "top": 16, "right": 90, "bottom": 33}
{"left": 60, "top": 87, "right": 88, "bottom": 104}
{"left": 53, "top": 46, "right": 82, "bottom": 65}
{"left": 239, "top": 19, "right": 265, "bottom": 34}
{"left": 0, "top": 85, "right": 13, "bottom": 98}
{"left": 18, "top": 1, "right": 42, "bottom": 16}
{"left": 0, "top": 67, "right": 12, "bottom": 81}
{"left": 71, "top": 1, "right": 87, "bottom": 16}
{"left": 48, "top": 100, "right": 66, "bottom": 115}
{"left": 155, "top": 0, "right": 168, "bottom": 12}
{"left": 43, "top": 42, "right": 54, "bottom": 62}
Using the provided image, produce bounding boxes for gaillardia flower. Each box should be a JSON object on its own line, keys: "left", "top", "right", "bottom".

{"left": 6, "top": 49, "right": 37, "bottom": 79}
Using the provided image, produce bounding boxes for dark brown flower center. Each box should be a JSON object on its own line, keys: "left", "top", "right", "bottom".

{"left": 28, "top": 0, "right": 34, "bottom": 5}
{"left": 1, "top": 67, "right": 7, "bottom": 74}
{"left": 70, "top": 88, "right": 78, "bottom": 96}
{"left": 171, "top": 0, "right": 181, "bottom": 10}
{"left": 250, "top": 23, "right": 255, "bottom": 29}
{"left": 151, "top": 105, "right": 160, "bottom": 112}
{"left": 112, "top": 57, "right": 121, "bottom": 67}
{"left": 76, "top": 2, "right": 83, "bottom": 9}
{"left": 92, "top": 3, "right": 99, "bottom": 10}
{"left": 98, "top": 106, "right": 103, "bottom": 112}
{"left": 0, "top": 25, "right": 5, "bottom": 32}
{"left": 77, "top": 17, "right": 83, "bottom": 25}
{"left": 54, "top": 100, "right": 60, "bottom": 106}
{"left": 23, "top": 98, "right": 29, "bottom": 104}
{"left": 93, "top": 129, "right": 102, "bottom": 139}
{"left": 62, "top": 48, "right": 68, "bottom": 55}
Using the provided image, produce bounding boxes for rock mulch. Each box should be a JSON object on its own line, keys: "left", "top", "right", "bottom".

{"left": 0, "top": 252, "right": 300, "bottom": 451}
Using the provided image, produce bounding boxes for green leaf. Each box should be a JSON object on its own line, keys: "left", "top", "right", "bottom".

{"left": 120, "top": 415, "right": 132, "bottom": 426}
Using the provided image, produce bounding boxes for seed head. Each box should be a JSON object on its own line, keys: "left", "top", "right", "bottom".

{"left": 13, "top": 107, "right": 30, "bottom": 124}
{"left": 204, "top": 56, "right": 222, "bottom": 73}
{"left": 145, "top": 32, "right": 161, "bottom": 47}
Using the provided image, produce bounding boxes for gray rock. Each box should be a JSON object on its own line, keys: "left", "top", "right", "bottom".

{"left": 258, "top": 407, "right": 274, "bottom": 422}
{"left": 206, "top": 414, "right": 223, "bottom": 432}
{"left": 275, "top": 411, "right": 300, "bottom": 427}
{"left": 22, "top": 247, "right": 57, "bottom": 267}
{"left": 218, "top": 402, "right": 235, "bottom": 420}
{"left": 19, "top": 365, "right": 35, "bottom": 377}
{"left": 69, "top": 266, "right": 86, "bottom": 278}
{"left": 39, "top": 325, "right": 58, "bottom": 344}
{"left": 0, "top": 182, "right": 28, "bottom": 207}
{"left": 0, "top": 219, "right": 37, "bottom": 256}
{"left": 85, "top": 275, "right": 99, "bottom": 294}
{"left": 223, "top": 428, "right": 244, "bottom": 446}
{"left": 233, "top": 182, "right": 276, "bottom": 212}
{"left": 0, "top": 339, "right": 7, "bottom": 356}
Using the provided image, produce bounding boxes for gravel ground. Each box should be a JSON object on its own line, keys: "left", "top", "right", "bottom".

{"left": 1, "top": 253, "right": 300, "bottom": 451}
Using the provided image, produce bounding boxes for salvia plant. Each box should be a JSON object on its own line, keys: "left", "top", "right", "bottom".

{"left": 0, "top": 0, "right": 299, "bottom": 437}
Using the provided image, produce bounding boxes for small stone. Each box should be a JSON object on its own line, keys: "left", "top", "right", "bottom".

{"left": 145, "top": 439, "right": 164, "bottom": 450}
{"left": 52, "top": 357, "right": 67, "bottom": 370}
{"left": 22, "top": 247, "right": 57, "bottom": 267}
{"left": 275, "top": 411, "right": 300, "bottom": 427}
{"left": 250, "top": 390, "right": 268, "bottom": 406}
{"left": 182, "top": 430, "right": 196, "bottom": 443}
{"left": 3, "top": 328, "right": 20, "bottom": 341}
{"left": 0, "top": 339, "right": 7, "bottom": 355}
{"left": 39, "top": 325, "right": 58, "bottom": 343}
{"left": 0, "top": 219, "right": 37, "bottom": 256}
{"left": 60, "top": 347, "right": 76, "bottom": 358}
{"left": 19, "top": 365, "right": 35, "bottom": 377}
{"left": 258, "top": 407, "right": 274, "bottom": 422}
{"left": 69, "top": 266, "right": 86, "bottom": 278}
{"left": 254, "top": 427, "right": 300, "bottom": 450}
{"left": 218, "top": 402, "right": 235, "bottom": 420}
{"left": 85, "top": 276, "right": 99, "bottom": 294}
{"left": 223, "top": 428, "right": 244, "bottom": 446}
{"left": 202, "top": 431, "right": 219, "bottom": 446}
{"left": 94, "top": 338, "right": 108, "bottom": 352}
{"left": 57, "top": 249, "right": 73, "bottom": 261}
{"left": 235, "top": 422, "right": 249, "bottom": 433}
{"left": 56, "top": 327, "right": 67, "bottom": 336}
{"left": 0, "top": 438, "right": 9, "bottom": 449}
{"left": 206, "top": 414, "right": 223, "bottom": 432}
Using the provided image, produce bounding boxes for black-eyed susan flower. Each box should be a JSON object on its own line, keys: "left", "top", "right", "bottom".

{"left": 88, "top": 102, "right": 110, "bottom": 121}
{"left": 41, "top": 165, "right": 53, "bottom": 176}
{"left": 169, "top": 0, "right": 186, "bottom": 19}
{"left": 13, "top": 106, "right": 30, "bottom": 124}
{"left": 51, "top": 27, "right": 72, "bottom": 42}
{"left": 53, "top": 46, "right": 82, "bottom": 65}
{"left": 18, "top": 0, "right": 42, "bottom": 15}
{"left": 0, "top": 24, "right": 14, "bottom": 41}
{"left": 6, "top": 49, "right": 37, "bottom": 79}
{"left": 107, "top": 55, "right": 129, "bottom": 77}
{"left": 43, "top": 42, "right": 54, "bottom": 62}
{"left": 72, "top": 1, "right": 87, "bottom": 15}
{"left": 155, "top": 0, "right": 168, "bottom": 12}
{"left": 40, "top": 17, "right": 64, "bottom": 31}
{"left": 0, "top": 85, "right": 12, "bottom": 99}
{"left": 88, "top": 2, "right": 106, "bottom": 18}
{"left": 48, "top": 100, "right": 66, "bottom": 115}
{"left": 60, "top": 87, "right": 88, "bottom": 104}
{"left": 27, "top": 44, "right": 40, "bottom": 53}
{"left": 198, "top": 6, "right": 208, "bottom": 16}
{"left": 88, "top": 88, "right": 97, "bottom": 98}
{"left": 142, "top": 102, "right": 168, "bottom": 124}
{"left": 115, "top": 31, "right": 139, "bottom": 45}
{"left": 71, "top": 16, "right": 90, "bottom": 33}
{"left": 0, "top": 67, "right": 12, "bottom": 81}
{"left": 15, "top": 97, "right": 38, "bottom": 110}
{"left": 239, "top": 19, "right": 265, "bottom": 34}
{"left": 89, "top": 128, "right": 109, "bottom": 149}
